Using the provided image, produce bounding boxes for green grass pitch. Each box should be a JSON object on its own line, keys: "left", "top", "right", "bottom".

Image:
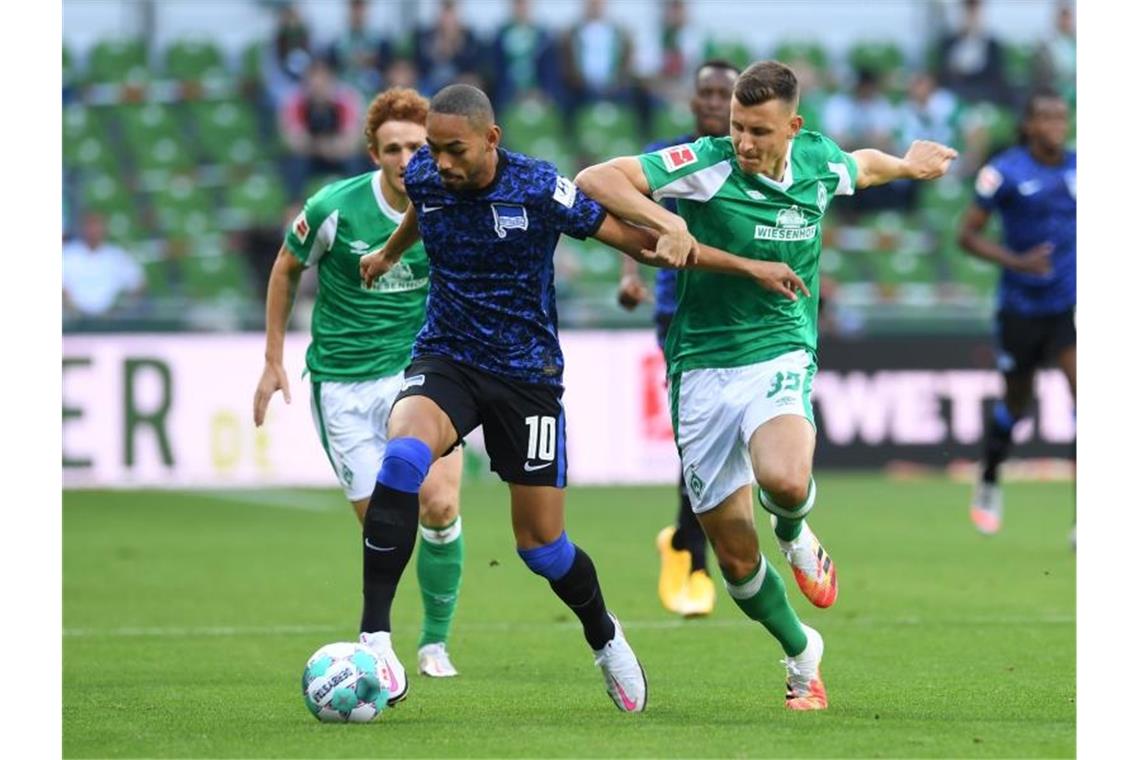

{"left": 63, "top": 475, "right": 1075, "bottom": 758}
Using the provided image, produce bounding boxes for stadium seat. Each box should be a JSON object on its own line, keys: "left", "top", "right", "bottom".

{"left": 190, "top": 100, "right": 262, "bottom": 165}
{"left": 961, "top": 102, "right": 1018, "bottom": 149}
{"left": 574, "top": 101, "right": 640, "bottom": 159}
{"left": 848, "top": 41, "right": 904, "bottom": 77}
{"left": 64, "top": 107, "right": 119, "bottom": 171}
{"left": 650, "top": 102, "right": 693, "bottom": 144}
{"left": 86, "top": 38, "right": 148, "bottom": 84}
{"left": 818, "top": 246, "right": 869, "bottom": 284}
{"left": 164, "top": 39, "right": 226, "bottom": 82}
{"left": 773, "top": 41, "right": 829, "bottom": 72}
{"left": 702, "top": 38, "right": 753, "bottom": 69}
{"left": 1004, "top": 43, "right": 1039, "bottom": 88}
{"left": 151, "top": 176, "right": 215, "bottom": 237}
{"left": 182, "top": 251, "right": 253, "bottom": 301}
{"left": 225, "top": 173, "right": 287, "bottom": 229}
{"left": 500, "top": 97, "right": 562, "bottom": 153}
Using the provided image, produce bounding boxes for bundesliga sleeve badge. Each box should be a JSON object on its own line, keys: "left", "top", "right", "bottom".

{"left": 292, "top": 212, "right": 311, "bottom": 243}
{"left": 661, "top": 145, "right": 698, "bottom": 172}
{"left": 975, "top": 165, "right": 1003, "bottom": 198}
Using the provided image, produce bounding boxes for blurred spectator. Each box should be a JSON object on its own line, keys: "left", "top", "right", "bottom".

{"left": 263, "top": 3, "right": 314, "bottom": 108}
{"left": 278, "top": 59, "right": 364, "bottom": 202}
{"left": 825, "top": 69, "right": 912, "bottom": 214}
{"left": 896, "top": 71, "right": 959, "bottom": 149}
{"left": 328, "top": 0, "right": 384, "bottom": 98}
{"left": 385, "top": 57, "right": 420, "bottom": 89}
{"left": 63, "top": 213, "right": 145, "bottom": 320}
{"left": 1032, "top": 1, "right": 1075, "bottom": 99}
{"left": 490, "top": 0, "right": 556, "bottom": 109}
{"left": 559, "top": 0, "right": 635, "bottom": 107}
{"left": 414, "top": 0, "right": 486, "bottom": 95}
{"left": 646, "top": 0, "right": 705, "bottom": 103}
{"left": 822, "top": 68, "right": 897, "bottom": 153}
{"left": 934, "top": 0, "right": 1012, "bottom": 106}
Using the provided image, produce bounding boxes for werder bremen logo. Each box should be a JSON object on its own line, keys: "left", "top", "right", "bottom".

{"left": 755, "top": 205, "right": 818, "bottom": 241}
{"left": 685, "top": 464, "right": 705, "bottom": 500}
{"left": 365, "top": 260, "right": 428, "bottom": 293}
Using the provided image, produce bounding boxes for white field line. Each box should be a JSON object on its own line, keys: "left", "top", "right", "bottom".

{"left": 63, "top": 614, "right": 1074, "bottom": 639}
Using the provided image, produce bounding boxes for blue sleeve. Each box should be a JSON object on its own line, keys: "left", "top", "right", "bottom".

{"left": 403, "top": 147, "right": 433, "bottom": 204}
{"left": 543, "top": 172, "right": 605, "bottom": 240}
{"left": 973, "top": 158, "right": 1012, "bottom": 212}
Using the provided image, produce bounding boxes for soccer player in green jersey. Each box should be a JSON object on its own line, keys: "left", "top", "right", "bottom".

{"left": 253, "top": 88, "right": 465, "bottom": 687}
{"left": 577, "top": 61, "right": 956, "bottom": 710}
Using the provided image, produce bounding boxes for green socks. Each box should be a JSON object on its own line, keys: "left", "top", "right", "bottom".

{"left": 724, "top": 556, "right": 807, "bottom": 656}
{"left": 416, "top": 516, "right": 464, "bottom": 649}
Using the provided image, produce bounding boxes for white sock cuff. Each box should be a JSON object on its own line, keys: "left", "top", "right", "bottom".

{"left": 759, "top": 477, "right": 816, "bottom": 520}
{"left": 420, "top": 515, "right": 462, "bottom": 545}
{"left": 725, "top": 556, "right": 767, "bottom": 600}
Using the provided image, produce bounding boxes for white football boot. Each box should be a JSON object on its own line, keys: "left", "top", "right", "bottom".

{"left": 970, "top": 480, "right": 1003, "bottom": 535}
{"left": 592, "top": 614, "right": 647, "bottom": 713}
{"left": 359, "top": 631, "right": 409, "bottom": 705}
{"left": 417, "top": 642, "right": 459, "bottom": 678}
{"left": 784, "top": 624, "right": 828, "bottom": 711}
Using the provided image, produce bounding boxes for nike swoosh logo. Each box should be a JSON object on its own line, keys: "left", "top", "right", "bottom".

{"left": 364, "top": 538, "right": 397, "bottom": 552}
{"left": 422, "top": 205, "right": 443, "bottom": 213}
{"left": 610, "top": 675, "right": 640, "bottom": 711}
{"left": 523, "top": 461, "right": 553, "bottom": 472}
{"left": 383, "top": 663, "right": 400, "bottom": 694}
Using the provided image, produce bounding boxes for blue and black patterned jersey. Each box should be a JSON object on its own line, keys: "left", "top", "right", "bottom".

{"left": 642, "top": 134, "right": 694, "bottom": 322}
{"left": 974, "top": 145, "right": 1076, "bottom": 316}
{"left": 404, "top": 146, "right": 606, "bottom": 386}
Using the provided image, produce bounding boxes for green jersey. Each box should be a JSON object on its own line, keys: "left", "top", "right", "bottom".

{"left": 284, "top": 171, "right": 429, "bottom": 382}
{"left": 638, "top": 132, "right": 858, "bottom": 374}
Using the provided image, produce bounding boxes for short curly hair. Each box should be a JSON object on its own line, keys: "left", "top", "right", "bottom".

{"left": 364, "top": 87, "right": 429, "bottom": 156}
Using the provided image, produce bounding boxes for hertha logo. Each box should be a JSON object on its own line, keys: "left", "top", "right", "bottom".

{"left": 492, "top": 203, "right": 529, "bottom": 238}
{"left": 661, "top": 145, "right": 697, "bottom": 172}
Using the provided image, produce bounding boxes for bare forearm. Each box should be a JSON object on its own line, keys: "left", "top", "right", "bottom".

{"left": 852, "top": 149, "right": 912, "bottom": 188}
{"left": 576, "top": 163, "right": 686, "bottom": 234}
{"left": 264, "top": 260, "right": 301, "bottom": 364}
{"left": 592, "top": 214, "right": 659, "bottom": 261}
{"left": 689, "top": 243, "right": 757, "bottom": 277}
{"left": 958, "top": 230, "right": 1020, "bottom": 268}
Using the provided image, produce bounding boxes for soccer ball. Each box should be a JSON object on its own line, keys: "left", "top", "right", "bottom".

{"left": 301, "top": 642, "right": 389, "bottom": 722}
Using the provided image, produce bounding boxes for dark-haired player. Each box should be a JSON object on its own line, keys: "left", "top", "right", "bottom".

{"left": 616, "top": 59, "right": 740, "bottom": 619}
{"left": 578, "top": 60, "right": 956, "bottom": 710}
{"left": 959, "top": 89, "right": 1076, "bottom": 536}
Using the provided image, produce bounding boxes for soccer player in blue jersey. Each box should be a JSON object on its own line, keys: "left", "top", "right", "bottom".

{"left": 617, "top": 60, "right": 739, "bottom": 619}
{"left": 959, "top": 88, "right": 1076, "bottom": 536}
{"left": 354, "top": 84, "right": 806, "bottom": 712}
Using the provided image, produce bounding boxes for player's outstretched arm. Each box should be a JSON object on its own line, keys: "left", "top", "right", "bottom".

{"left": 591, "top": 213, "right": 694, "bottom": 269}
{"left": 360, "top": 202, "right": 421, "bottom": 288}
{"left": 616, "top": 253, "right": 650, "bottom": 311}
{"left": 691, "top": 243, "right": 811, "bottom": 301}
{"left": 254, "top": 245, "right": 304, "bottom": 426}
{"left": 957, "top": 203, "right": 1054, "bottom": 276}
{"left": 852, "top": 139, "right": 958, "bottom": 189}
{"left": 576, "top": 157, "right": 693, "bottom": 265}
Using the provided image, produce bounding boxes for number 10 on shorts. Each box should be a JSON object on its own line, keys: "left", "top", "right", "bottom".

{"left": 525, "top": 415, "right": 557, "bottom": 461}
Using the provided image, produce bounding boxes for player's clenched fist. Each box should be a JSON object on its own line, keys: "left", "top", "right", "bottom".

{"left": 903, "top": 140, "right": 958, "bottom": 180}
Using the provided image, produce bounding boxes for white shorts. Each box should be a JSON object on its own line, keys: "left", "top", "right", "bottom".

{"left": 309, "top": 374, "right": 405, "bottom": 502}
{"left": 669, "top": 350, "right": 816, "bottom": 513}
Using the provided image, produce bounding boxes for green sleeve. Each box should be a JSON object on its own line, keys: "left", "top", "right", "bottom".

{"left": 283, "top": 194, "right": 335, "bottom": 267}
{"left": 637, "top": 136, "right": 734, "bottom": 202}
{"left": 818, "top": 134, "right": 858, "bottom": 197}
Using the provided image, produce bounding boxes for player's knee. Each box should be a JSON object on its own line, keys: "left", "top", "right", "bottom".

{"left": 517, "top": 531, "right": 576, "bottom": 582}
{"left": 759, "top": 472, "right": 811, "bottom": 508}
{"left": 377, "top": 437, "right": 433, "bottom": 494}
{"left": 419, "top": 491, "right": 458, "bottom": 527}
{"left": 718, "top": 553, "right": 761, "bottom": 585}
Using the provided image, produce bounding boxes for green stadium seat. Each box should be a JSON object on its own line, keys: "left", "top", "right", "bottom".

{"left": 164, "top": 39, "right": 226, "bottom": 81}
{"left": 117, "top": 103, "right": 182, "bottom": 144}
{"left": 961, "top": 102, "right": 1018, "bottom": 149}
{"left": 67, "top": 133, "right": 118, "bottom": 172}
{"left": 574, "top": 101, "right": 639, "bottom": 159}
{"left": 773, "top": 41, "right": 829, "bottom": 71}
{"left": 225, "top": 173, "right": 288, "bottom": 229}
{"left": 650, "top": 102, "right": 692, "bottom": 144}
{"left": 239, "top": 41, "right": 264, "bottom": 82}
{"left": 818, "top": 246, "right": 868, "bottom": 284}
{"left": 848, "top": 41, "right": 904, "bottom": 76}
{"left": 190, "top": 100, "right": 262, "bottom": 165}
{"left": 86, "top": 38, "right": 148, "bottom": 84}
{"left": 702, "top": 38, "right": 753, "bottom": 70}
{"left": 1004, "top": 43, "right": 1038, "bottom": 88}
{"left": 182, "top": 252, "right": 252, "bottom": 301}
{"left": 500, "top": 97, "right": 562, "bottom": 154}
{"left": 80, "top": 171, "right": 132, "bottom": 215}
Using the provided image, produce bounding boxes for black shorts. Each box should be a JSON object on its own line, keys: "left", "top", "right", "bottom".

{"left": 995, "top": 308, "right": 1076, "bottom": 375}
{"left": 396, "top": 355, "right": 567, "bottom": 487}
